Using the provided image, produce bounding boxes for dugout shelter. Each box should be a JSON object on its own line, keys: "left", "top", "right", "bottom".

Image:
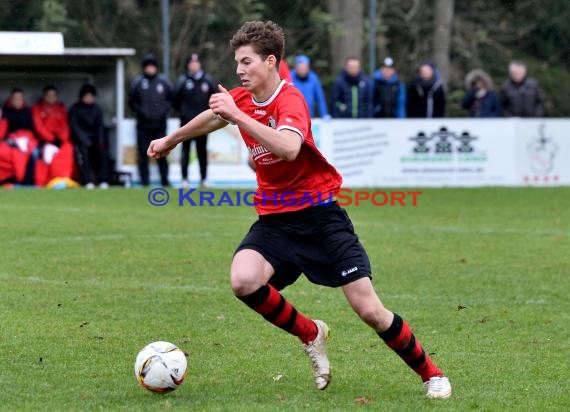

{"left": 0, "top": 32, "right": 135, "bottom": 176}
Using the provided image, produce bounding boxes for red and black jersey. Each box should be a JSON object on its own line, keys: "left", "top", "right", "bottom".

{"left": 230, "top": 80, "right": 342, "bottom": 215}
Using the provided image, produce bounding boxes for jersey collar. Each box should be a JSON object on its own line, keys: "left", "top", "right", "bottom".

{"left": 251, "top": 79, "right": 286, "bottom": 107}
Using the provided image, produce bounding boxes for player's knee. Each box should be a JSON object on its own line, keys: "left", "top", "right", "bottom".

{"left": 230, "top": 269, "right": 261, "bottom": 297}
{"left": 355, "top": 305, "right": 388, "bottom": 330}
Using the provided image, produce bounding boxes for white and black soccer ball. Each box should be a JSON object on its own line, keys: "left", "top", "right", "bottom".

{"left": 134, "top": 341, "right": 187, "bottom": 393}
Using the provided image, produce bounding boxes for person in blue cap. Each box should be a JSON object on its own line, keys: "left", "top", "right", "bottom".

{"left": 291, "top": 55, "right": 330, "bottom": 119}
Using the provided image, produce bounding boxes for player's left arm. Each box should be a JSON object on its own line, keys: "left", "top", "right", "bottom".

{"left": 210, "top": 85, "right": 302, "bottom": 161}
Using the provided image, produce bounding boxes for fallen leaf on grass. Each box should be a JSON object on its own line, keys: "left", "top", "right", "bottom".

{"left": 272, "top": 374, "right": 283, "bottom": 382}
{"left": 354, "top": 396, "right": 373, "bottom": 404}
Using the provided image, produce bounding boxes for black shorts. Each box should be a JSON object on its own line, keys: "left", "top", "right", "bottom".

{"left": 235, "top": 202, "right": 372, "bottom": 290}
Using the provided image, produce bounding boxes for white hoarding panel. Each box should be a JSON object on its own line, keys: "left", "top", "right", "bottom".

{"left": 515, "top": 119, "right": 570, "bottom": 186}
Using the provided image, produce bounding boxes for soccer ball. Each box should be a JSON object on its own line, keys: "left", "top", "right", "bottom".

{"left": 134, "top": 341, "right": 187, "bottom": 393}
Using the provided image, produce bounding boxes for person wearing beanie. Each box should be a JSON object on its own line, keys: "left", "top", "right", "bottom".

{"left": 172, "top": 52, "right": 216, "bottom": 188}
{"left": 128, "top": 52, "right": 173, "bottom": 186}
{"left": 291, "top": 55, "right": 329, "bottom": 118}
{"left": 406, "top": 60, "right": 446, "bottom": 118}
{"left": 69, "top": 84, "right": 110, "bottom": 188}
{"left": 373, "top": 57, "right": 407, "bottom": 118}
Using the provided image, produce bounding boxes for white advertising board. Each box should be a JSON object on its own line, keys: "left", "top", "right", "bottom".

{"left": 514, "top": 119, "right": 570, "bottom": 186}
{"left": 118, "top": 119, "right": 256, "bottom": 187}
{"left": 314, "top": 119, "right": 518, "bottom": 187}
{"left": 117, "top": 118, "right": 569, "bottom": 188}
{"left": 0, "top": 32, "right": 64, "bottom": 55}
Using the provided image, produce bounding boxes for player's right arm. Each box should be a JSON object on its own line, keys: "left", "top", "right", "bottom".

{"left": 147, "top": 109, "right": 227, "bottom": 159}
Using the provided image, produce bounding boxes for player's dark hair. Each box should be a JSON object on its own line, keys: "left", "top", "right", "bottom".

{"left": 230, "top": 20, "right": 284, "bottom": 65}
{"left": 43, "top": 85, "right": 58, "bottom": 94}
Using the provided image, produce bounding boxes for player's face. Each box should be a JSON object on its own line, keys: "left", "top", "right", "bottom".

{"left": 10, "top": 92, "right": 25, "bottom": 109}
{"left": 235, "top": 45, "right": 274, "bottom": 92}
{"left": 44, "top": 90, "right": 58, "bottom": 105}
{"left": 188, "top": 60, "right": 201, "bottom": 74}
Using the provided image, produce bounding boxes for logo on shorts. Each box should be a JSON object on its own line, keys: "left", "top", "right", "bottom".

{"left": 341, "top": 266, "right": 358, "bottom": 277}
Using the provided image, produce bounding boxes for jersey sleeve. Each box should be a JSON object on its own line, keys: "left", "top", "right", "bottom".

{"left": 276, "top": 90, "right": 309, "bottom": 141}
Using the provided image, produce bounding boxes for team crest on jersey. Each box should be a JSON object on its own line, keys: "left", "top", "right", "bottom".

{"left": 201, "top": 82, "right": 209, "bottom": 93}
{"left": 268, "top": 116, "right": 277, "bottom": 129}
{"left": 185, "top": 79, "right": 195, "bottom": 90}
{"left": 156, "top": 83, "right": 165, "bottom": 94}
{"left": 141, "top": 79, "right": 150, "bottom": 89}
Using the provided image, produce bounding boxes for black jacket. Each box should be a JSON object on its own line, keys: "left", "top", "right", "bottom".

{"left": 173, "top": 71, "right": 216, "bottom": 123}
{"left": 407, "top": 77, "right": 446, "bottom": 118}
{"left": 500, "top": 77, "right": 545, "bottom": 117}
{"left": 68, "top": 101, "right": 105, "bottom": 147}
{"left": 128, "top": 73, "right": 172, "bottom": 129}
{"left": 2, "top": 104, "right": 34, "bottom": 134}
{"left": 331, "top": 70, "right": 374, "bottom": 118}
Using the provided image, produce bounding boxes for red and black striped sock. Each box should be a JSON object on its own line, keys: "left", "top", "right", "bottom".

{"left": 377, "top": 313, "right": 443, "bottom": 382}
{"left": 238, "top": 284, "right": 318, "bottom": 344}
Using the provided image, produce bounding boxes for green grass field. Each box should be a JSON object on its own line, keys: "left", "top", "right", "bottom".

{"left": 1, "top": 187, "right": 569, "bottom": 411}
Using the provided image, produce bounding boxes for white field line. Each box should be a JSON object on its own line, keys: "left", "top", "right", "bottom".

{"left": 1, "top": 231, "right": 242, "bottom": 245}
{"left": 3, "top": 224, "right": 568, "bottom": 247}
{"left": 351, "top": 222, "right": 570, "bottom": 238}
{"left": 0, "top": 273, "right": 224, "bottom": 293}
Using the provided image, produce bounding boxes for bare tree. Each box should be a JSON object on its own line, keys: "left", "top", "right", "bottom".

{"left": 328, "top": 0, "right": 364, "bottom": 72}
{"left": 432, "top": 0, "right": 454, "bottom": 85}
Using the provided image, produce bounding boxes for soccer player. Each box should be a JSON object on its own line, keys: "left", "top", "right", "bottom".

{"left": 148, "top": 21, "right": 451, "bottom": 398}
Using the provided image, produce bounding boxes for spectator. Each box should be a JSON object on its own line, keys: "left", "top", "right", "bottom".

{"left": 373, "top": 57, "right": 406, "bottom": 118}
{"left": 500, "top": 61, "right": 546, "bottom": 117}
{"left": 407, "top": 61, "right": 446, "bottom": 118}
{"left": 69, "top": 84, "right": 110, "bottom": 189}
{"left": 32, "top": 85, "right": 76, "bottom": 186}
{"left": 291, "top": 55, "right": 329, "bottom": 118}
{"left": 0, "top": 88, "right": 38, "bottom": 185}
{"left": 462, "top": 69, "right": 501, "bottom": 117}
{"left": 173, "top": 53, "right": 216, "bottom": 188}
{"left": 129, "top": 52, "right": 172, "bottom": 186}
{"left": 331, "top": 57, "right": 373, "bottom": 118}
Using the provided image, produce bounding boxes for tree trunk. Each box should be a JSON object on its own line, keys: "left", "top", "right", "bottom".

{"left": 432, "top": 0, "right": 454, "bottom": 86}
{"left": 328, "top": 0, "right": 364, "bottom": 72}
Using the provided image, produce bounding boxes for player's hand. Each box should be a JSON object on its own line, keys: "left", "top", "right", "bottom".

{"left": 209, "top": 84, "right": 240, "bottom": 123}
{"left": 147, "top": 136, "right": 176, "bottom": 159}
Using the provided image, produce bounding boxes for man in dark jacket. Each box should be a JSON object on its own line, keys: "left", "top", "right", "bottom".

{"left": 331, "top": 57, "right": 373, "bottom": 118}
{"left": 129, "top": 52, "right": 172, "bottom": 186}
{"left": 173, "top": 53, "right": 216, "bottom": 187}
{"left": 69, "top": 84, "right": 109, "bottom": 188}
{"left": 407, "top": 61, "right": 446, "bottom": 118}
{"left": 500, "top": 61, "right": 546, "bottom": 117}
{"left": 373, "top": 57, "right": 406, "bottom": 118}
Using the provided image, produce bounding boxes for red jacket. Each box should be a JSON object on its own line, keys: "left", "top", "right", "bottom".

{"left": 32, "top": 100, "right": 71, "bottom": 143}
{"left": 0, "top": 117, "right": 7, "bottom": 140}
